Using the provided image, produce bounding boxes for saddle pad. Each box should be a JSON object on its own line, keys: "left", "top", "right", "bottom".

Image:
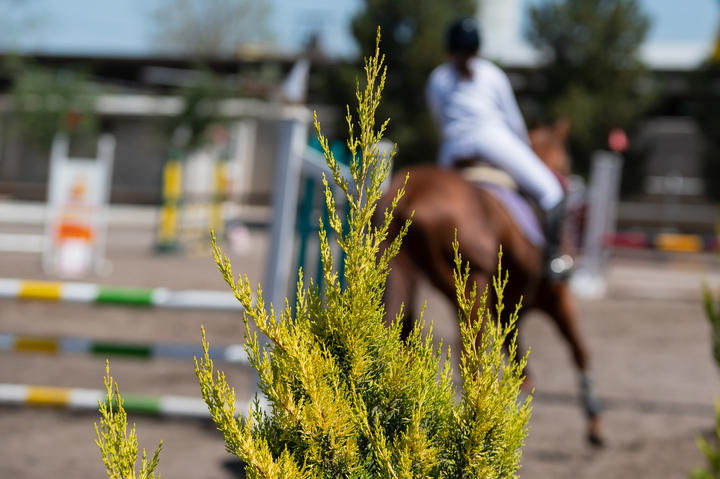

{"left": 480, "top": 183, "right": 545, "bottom": 248}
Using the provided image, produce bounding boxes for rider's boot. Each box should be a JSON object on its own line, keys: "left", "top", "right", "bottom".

{"left": 541, "top": 198, "right": 574, "bottom": 281}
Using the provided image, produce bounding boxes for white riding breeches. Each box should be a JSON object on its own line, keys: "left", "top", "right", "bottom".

{"left": 440, "top": 125, "right": 564, "bottom": 211}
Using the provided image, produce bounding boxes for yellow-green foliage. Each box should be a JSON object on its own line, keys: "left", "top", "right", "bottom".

{"left": 694, "top": 288, "right": 720, "bottom": 478}
{"left": 196, "top": 29, "right": 530, "bottom": 478}
{"left": 702, "top": 285, "right": 720, "bottom": 368}
{"left": 95, "top": 361, "right": 162, "bottom": 479}
{"left": 691, "top": 400, "right": 720, "bottom": 479}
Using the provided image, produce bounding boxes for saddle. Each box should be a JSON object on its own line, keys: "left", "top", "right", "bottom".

{"left": 455, "top": 162, "right": 518, "bottom": 191}
{"left": 453, "top": 160, "right": 546, "bottom": 248}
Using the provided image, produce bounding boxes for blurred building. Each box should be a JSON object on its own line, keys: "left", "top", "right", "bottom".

{"left": 0, "top": 0, "right": 718, "bottom": 235}
{"left": 0, "top": 53, "right": 341, "bottom": 204}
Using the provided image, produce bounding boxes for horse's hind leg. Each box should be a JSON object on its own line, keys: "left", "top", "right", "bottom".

{"left": 536, "top": 281, "right": 604, "bottom": 446}
{"left": 384, "top": 248, "right": 418, "bottom": 340}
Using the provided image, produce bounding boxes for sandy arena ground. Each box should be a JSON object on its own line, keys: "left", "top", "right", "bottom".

{"left": 2, "top": 211, "right": 720, "bottom": 478}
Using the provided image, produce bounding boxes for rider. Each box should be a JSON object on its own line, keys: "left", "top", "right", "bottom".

{"left": 426, "top": 16, "right": 572, "bottom": 279}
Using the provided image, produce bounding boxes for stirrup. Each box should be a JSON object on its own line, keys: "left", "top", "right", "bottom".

{"left": 545, "top": 254, "right": 574, "bottom": 281}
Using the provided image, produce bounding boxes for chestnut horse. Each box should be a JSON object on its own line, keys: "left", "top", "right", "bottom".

{"left": 379, "top": 122, "right": 604, "bottom": 445}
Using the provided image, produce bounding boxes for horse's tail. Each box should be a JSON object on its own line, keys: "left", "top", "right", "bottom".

{"left": 375, "top": 169, "right": 418, "bottom": 338}
{"left": 374, "top": 167, "right": 415, "bottom": 248}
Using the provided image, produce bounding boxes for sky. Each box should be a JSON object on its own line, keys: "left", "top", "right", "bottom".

{"left": 644, "top": 0, "right": 716, "bottom": 43}
{"left": 2, "top": 0, "right": 718, "bottom": 69}
{"left": 628, "top": 0, "right": 719, "bottom": 68}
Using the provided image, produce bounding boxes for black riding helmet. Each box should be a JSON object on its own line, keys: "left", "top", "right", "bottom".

{"left": 445, "top": 17, "right": 481, "bottom": 54}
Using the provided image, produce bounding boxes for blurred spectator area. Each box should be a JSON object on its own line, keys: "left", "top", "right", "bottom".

{"left": 0, "top": 53, "right": 341, "bottom": 204}
{"left": 0, "top": 54, "right": 713, "bottom": 238}
{"left": 511, "top": 66, "right": 715, "bottom": 235}
{"left": 618, "top": 116, "right": 715, "bottom": 234}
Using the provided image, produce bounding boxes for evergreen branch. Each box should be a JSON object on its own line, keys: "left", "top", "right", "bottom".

{"left": 197, "top": 27, "right": 529, "bottom": 478}
{"left": 95, "top": 361, "right": 162, "bottom": 479}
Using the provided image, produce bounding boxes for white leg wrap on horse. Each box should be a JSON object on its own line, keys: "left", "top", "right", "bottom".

{"left": 580, "top": 372, "right": 603, "bottom": 418}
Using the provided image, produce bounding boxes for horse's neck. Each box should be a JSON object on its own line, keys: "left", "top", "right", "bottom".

{"left": 529, "top": 128, "right": 569, "bottom": 177}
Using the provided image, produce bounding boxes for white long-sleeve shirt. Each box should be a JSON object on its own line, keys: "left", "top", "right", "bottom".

{"left": 426, "top": 57, "right": 530, "bottom": 167}
{"left": 425, "top": 56, "right": 563, "bottom": 210}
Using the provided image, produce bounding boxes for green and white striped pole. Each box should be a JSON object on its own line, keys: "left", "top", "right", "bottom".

{"left": 0, "top": 278, "right": 244, "bottom": 311}
{"left": 0, "top": 333, "right": 249, "bottom": 364}
{"left": 0, "top": 383, "right": 249, "bottom": 419}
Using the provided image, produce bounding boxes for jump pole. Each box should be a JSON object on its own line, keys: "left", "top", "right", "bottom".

{"left": 0, "top": 333, "right": 249, "bottom": 365}
{"left": 604, "top": 231, "right": 718, "bottom": 253}
{"left": 0, "top": 383, "right": 249, "bottom": 419}
{"left": 0, "top": 278, "right": 245, "bottom": 311}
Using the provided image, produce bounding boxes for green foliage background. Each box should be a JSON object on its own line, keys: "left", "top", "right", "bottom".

{"left": 166, "top": 68, "right": 231, "bottom": 151}
{"left": 8, "top": 60, "right": 99, "bottom": 148}
{"left": 322, "top": 0, "right": 474, "bottom": 169}
{"left": 692, "top": 62, "right": 720, "bottom": 201}
{"left": 526, "top": 0, "right": 654, "bottom": 177}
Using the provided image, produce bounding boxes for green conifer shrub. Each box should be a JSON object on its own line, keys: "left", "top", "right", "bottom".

{"left": 95, "top": 361, "right": 162, "bottom": 479}
{"left": 690, "top": 400, "right": 720, "bottom": 479}
{"left": 196, "top": 29, "right": 531, "bottom": 478}
{"left": 692, "top": 287, "right": 720, "bottom": 478}
{"left": 703, "top": 286, "right": 720, "bottom": 369}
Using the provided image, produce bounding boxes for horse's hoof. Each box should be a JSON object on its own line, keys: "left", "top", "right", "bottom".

{"left": 587, "top": 418, "right": 606, "bottom": 448}
{"left": 587, "top": 414, "right": 605, "bottom": 448}
{"left": 587, "top": 431, "right": 606, "bottom": 448}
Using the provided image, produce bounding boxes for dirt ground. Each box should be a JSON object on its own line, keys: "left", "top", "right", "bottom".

{"left": 2, "top": 214, "right": 720, "bottom": 478}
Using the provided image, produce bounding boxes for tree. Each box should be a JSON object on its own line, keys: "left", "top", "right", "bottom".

{"left": 339, "top": 0, "right": 475, "bottom": 169}
{"left": 151, "top": 0, "right": 270, "bottom": 57}
{"left": 166, "top": 69, "right": 231, "bottom": 150}
{"left": 196, "top": 32, "right": 530, "bottom": 477}
{"left": 9, "top": 61, "right": 99, "bottom": 147}
{"left": 526, "top": 0, "right": 653, "bottom": 176}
